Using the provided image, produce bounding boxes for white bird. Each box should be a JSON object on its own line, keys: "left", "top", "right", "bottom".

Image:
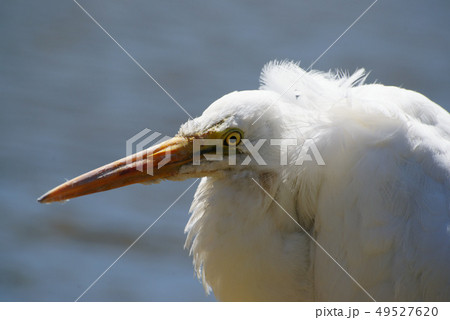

{"left": 38, "top": 61, "right": 450, "bottom": 301}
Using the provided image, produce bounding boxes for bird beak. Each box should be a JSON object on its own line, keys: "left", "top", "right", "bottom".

{"left": 38, "top": 136, "right": 195, "bottom": 203}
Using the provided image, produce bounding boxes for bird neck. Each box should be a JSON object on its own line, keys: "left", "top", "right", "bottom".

{"left": 184, "top": 172, "right": 315, "bottom": 301}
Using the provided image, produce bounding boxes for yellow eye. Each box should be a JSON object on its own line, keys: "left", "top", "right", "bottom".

{"left": 224, "top": 131, "right": 242, "bottom": 146}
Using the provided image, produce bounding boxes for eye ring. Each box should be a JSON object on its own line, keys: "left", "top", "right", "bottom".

{"left": 224, "top": 131, "right": 242, "bottom": 147}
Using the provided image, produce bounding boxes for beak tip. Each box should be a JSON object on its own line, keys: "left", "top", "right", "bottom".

{"left": 37, "top": 193, "right": 69, "bottom": 204}
{"left": 37, "top": 193, "right": 48, "bottom": 204}
{"left": 37, "top": 191, "right": 59, "bottom": 204}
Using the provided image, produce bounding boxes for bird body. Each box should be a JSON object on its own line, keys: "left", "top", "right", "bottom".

{"left": 184, "top": 62, "right": 450, "bottom": 301}
{"left": 39, "top": 61, "right": 450, "bottom": 301}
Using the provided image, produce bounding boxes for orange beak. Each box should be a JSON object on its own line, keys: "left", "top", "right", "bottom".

{"left": 38, "top": 136, "right": 194, "bottom": 203}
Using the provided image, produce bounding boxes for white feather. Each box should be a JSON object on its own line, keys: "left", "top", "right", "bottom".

{"left": 182, "top": 61, "right": 450, "bottom": 301}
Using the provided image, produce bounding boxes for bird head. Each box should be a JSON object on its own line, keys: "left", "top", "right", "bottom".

{"left": 38, "top": 90, "right": 287, "bottom": 203}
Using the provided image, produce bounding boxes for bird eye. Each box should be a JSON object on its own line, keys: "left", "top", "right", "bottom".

{"left": 224, "top": 131, "right": 242, "bottom": 146}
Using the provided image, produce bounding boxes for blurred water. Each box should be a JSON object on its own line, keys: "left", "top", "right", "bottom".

{"left": 0, "top": 0, "right": 449, "bottom": 301}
